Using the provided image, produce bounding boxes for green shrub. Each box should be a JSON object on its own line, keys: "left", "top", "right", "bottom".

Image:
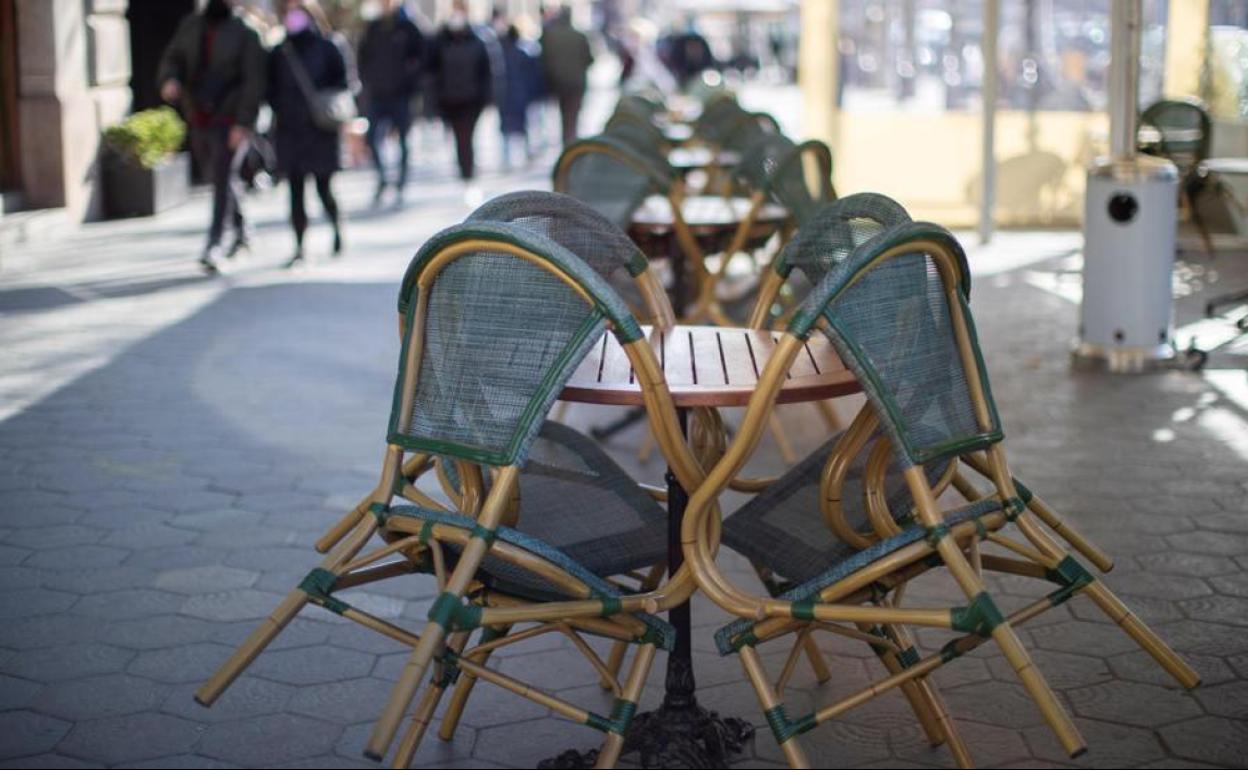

{"left": 103, "top": 107, "right": 187, "bottom": 169}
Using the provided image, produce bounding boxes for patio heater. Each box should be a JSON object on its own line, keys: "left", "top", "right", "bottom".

{"left": 1074, "top": 0, "right": 1179, "bottom": 372}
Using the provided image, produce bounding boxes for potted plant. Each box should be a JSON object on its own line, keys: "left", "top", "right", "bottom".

{"left": 101, "top": 106, "right": 190, "bottom": 219}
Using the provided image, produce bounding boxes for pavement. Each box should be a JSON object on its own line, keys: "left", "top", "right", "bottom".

{"left": 2, "top": 86, "right": 1248, "bottom": 769}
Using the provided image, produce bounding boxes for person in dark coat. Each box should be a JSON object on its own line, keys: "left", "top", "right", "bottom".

{"left": 426, "top": 1, "right": 492, "bottom": 181}
{"left": 268, "top": 0, "right": 349, "bottom": 267}
{"left": 496, "top": 23, "right": 540, "bottom": 169}
{"left": 539, "top": 6, "right": 593, "bottom": 146}
{"left": 358, "top": 0, "right": 424, "bottom": 204}
{"left": 158, "top": 0, "right": 266, "bottom": 273}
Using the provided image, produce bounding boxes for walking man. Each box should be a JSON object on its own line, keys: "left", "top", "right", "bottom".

{"left": 358, "top": 0, "right": 424, "bottom": 205}
{"left": 539, "top": 6, "right": 593, "bottom": 146}
{"left": 158, "top": 0, "right": 266, "bottom": 273}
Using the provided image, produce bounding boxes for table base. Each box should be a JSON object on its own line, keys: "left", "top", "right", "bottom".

{"left": 537, "top": 660, "right": 754, "bottom": 769}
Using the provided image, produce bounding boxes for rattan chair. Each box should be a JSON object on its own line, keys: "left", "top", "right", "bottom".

{"left": 1139, "top": 97, "right": 1216, "bottom": 255}
{"left": 681, "top": 222, "right": 1200, "bottom": 768}
{"left": 686, "top": 134, "right": 834, "bottom": 325}
{"left": 195, "top": 197, "right": 709, "bottom": 768}
{"left": 552, "top": 134, "right": 679, "bottom": 233}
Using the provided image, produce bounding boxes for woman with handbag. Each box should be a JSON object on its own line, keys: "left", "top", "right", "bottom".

{"left": 268, "top": 0, "right": 352, "bottom": 268}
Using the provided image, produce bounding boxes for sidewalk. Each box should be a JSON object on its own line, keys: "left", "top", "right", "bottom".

{"left": 1, "top": 85, "right": 1247, "bottom": 768}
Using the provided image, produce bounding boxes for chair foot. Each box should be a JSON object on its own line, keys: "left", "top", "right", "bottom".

{"left": 1083, "top": 581, "right": 1201, "bottom": 689}
{"left": 739, "top": 645, "right": 811, "bottom": 768}
{"left": 992, "top": 621, "right": 1085, "bottom": 757}
{"left": 367, "top": 627, "right": 444, "bottom": 760}
{"left": 391, "top": 679, "right": 448, "bottom": 768}
{"left": 195, "top": 589, "right": 308, "bottom": 707}
{"left": 593, "top": 643, "right": 657, "bottom": 769}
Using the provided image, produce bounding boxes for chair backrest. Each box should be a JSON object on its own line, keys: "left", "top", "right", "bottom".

{"left": 737, "top": 135, "right": 834, "bottom": 225}
{"left": 390, "top": 220, "right": 644, "bottom": 467}
{"left": 617, "top": 93, "right": 664, "bottom": 120}
{"left": 693, "top": 96, "right": 747, "bottom": 143}
{"left": 466, "top": 190, "right": 675, "bottom": 326}
{"left": 553, "top": 135, "right": 674, "bottom": 231}
{"left": 775, "top": 192, "right": 912, "bottom": 288}
{"left": 1139, "top": 98, "right": 1211, "bottom": 172}
{"left": 719, "top": 111, "right": 781, "bottom": 153}
{"left": 603, "top": 115, "right": 670, "bottom": 162}
{"left": 788, "top": 222, "right": 997, "bottom": 468}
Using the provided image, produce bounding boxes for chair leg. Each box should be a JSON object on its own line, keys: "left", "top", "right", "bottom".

{"left": 739, "top": 645, "right": 811, "bottom": 768}
{"left": 914, "top": 677, "right": 973, "bottom": 769}
{"left": 601, "top": 640, "right": 630, "bottom": 690}
{"left": 392, "top": 631, "right": 470, "bottom": 768}
{"left": 439, "top": 625, "right": 513, "bottom": 741}
{"left": 195, "top": 515, "right": 377, "bottom": 706}
{"left": 594, "top": 643, "right": 658, "bottom": 769}
{"left": 801, "top": 634, "right": 832, "bottom": 684}
{"left": 864, "top": 623, "right": 946, "bottom": 750}
{"left": 814, "top": 399, "right": 842, "bottom": 432}
{"left": 907, "top": 469, "right": 1085, "bottom": 758}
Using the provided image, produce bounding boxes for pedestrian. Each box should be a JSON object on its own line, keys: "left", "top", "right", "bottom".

{"left": 358, "top": 0, "right": 425, "bottom": 206}
{"left": 268, "top": 0, "right": 350, "bottom": 268}
{"left": 157, "top": 0, "right": 266, "bottom": 274}
{"left": 496, "top": 23, "right": 541, "bottom": 170}
{"left": 426, "top": 1, "right": 492, "bottom": 183}
{"left": 539, "top": 6, "right": 593, "bottom": 146}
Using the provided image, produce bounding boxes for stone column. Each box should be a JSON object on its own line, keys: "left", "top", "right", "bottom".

{"left": 16, "top": 0, "right": 130, "bottom": 221}
{"left": 798, "top": 0, "right": 839, "bottom": 165}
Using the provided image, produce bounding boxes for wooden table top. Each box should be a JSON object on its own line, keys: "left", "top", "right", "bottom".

{"left": 667, "top": 147, "right": 741, "bottom": 170}
{"left": 630, "top": 195, "right": 789, "bottom": 234}
{"left": 560, "top": 325, "right": 859, "bottom": 407}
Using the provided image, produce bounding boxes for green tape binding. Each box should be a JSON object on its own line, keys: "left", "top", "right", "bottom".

{"left": 298, "top": 568, "right": 348, "bottom": 615}
{"left": 607, "top": 698, "right": 638, "bottom": 734}
{"left": 595, "top": 593, "right": 622, "bottom": 618}
{"left": 470, "top": 524, "right": 497, "bottom": 545}
{"left": 1045, "top": 555, "right": 1095, "bottom": 605}
{"left": 951, "top": 592, "right": 1005, "bottom": 637}
{"left": 368, "top": 502, "right": 390, "bottom": 525}
{"left": 1003, "top": 496, "right": 1026, "bottom": 522}
{"left": 427, "top": 592, "right": 482, "bottom": 631}
{"left": 730, "top": 628, "right": 759, "bottom": 652}
{"left": 925, "top": 523, "right": 950, "bottom": 548}
{"left": 763, "top": 704, "right": 817, "bottom": 743}
{"left": 419, "top": 519, "right": 436, "bottom": 544}
{"left": 790, "top": 598, "right": 816, "bottom": 621}
{"left": 896, "top": 646, "right": 920, "bottom": 669}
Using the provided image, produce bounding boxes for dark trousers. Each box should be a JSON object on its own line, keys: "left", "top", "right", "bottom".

{"left": 442, "top": 104, "right": 482, "bottom": 180}
{"left": 190, "top": 124, "right": 246, "bottom": 248}
{"left": 366, "top": 96, "right": 412, "bottom": 189}
{"left": 288, "top": 171, "right": 340, "bottom": 248}
{"left": 556, "top": 90, "right": 583, "bottom": 146}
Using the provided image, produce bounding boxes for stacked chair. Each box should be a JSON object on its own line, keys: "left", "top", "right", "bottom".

{"left": 1138, "top": 97, "right": 1216, "bottom": 255}
{"left": 194, "top": 193, "right": 709, "bottom": 768}
{"left": 683, "top": 213, "right": 1200, "bottom": 767}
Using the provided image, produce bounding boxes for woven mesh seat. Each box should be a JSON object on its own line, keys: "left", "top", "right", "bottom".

{"left": 554, "top": 136, "right": 674, "bottom": 231}
{"left": 722, "top": 431, "right": 951, "bottom": 590}
{"left": 736, "top": 135, "right": 834, "bottom": 226}
{"left": 715, "top": 497, "right": 1002, "bottom": 655}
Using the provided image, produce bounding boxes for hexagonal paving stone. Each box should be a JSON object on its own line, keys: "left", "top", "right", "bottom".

{"left": 6, "top": 643, "right": 134, "bottom": 682}
{"left": 760, "top": 718, "right": 894, "bottom": 767}
{"left": 58, "top": 712, "right": 202, "bottom": 765}
{"left": 1102, "top": 571, "right": 1212, "bottom": 602}
{"left": 287, "top": 677, "right": 395, "bottom": 725}
{"left": 71, "top": 588, "right": 184, "bottom": 620}
{"left": 0, "top": 754, "right": 102, "bottom": 768}
{"left": 1167, "top": 530, "right": 1248, "bottom": 557}
{"left": 472, "top": 716, "right": 600, "bottom": 768}
{"left": 33, "top": 673, "right": 169, "bottom": 720}
{"left": 0, "top": 546, "right": 31, "bottom": 567}
{"left": 161, "top": 676, "right": 295, "bottom": 724}
{"left": 128, "top": 756, "right": 239, "bottom": 769}
{"left": 39, "top": 566, "right": 157, "bottom": 595}
{"left": 101, "top": 524, "right": 197, "bottom": 550}
{"left": 154, "top": 565, "right": 258, "bottom": 595}
{"left": 0, "top": 588, "right": 77, "bottom": 619}
{"left": 24, "top": 546, "right": 129, "bottom": 571}
{"left": 181, "top": 588, "right": 290, "bottom": 622}
{"left": 0, "top": 675, "right": 44, "bottom": 712}
{"left": 1134, "top": 551, "right": 1239, "bottom": 577}
{"left": 209, "top": 616, "right": 331, "bottom": 652}
{"left": 1027, "top": 620, "right": 1142, "bottom": 657}
{"left": 1066, "top": 679, "right": 1201, "bottom": 728}
{"left": 1023, "top": 716, "right": 1166, "bottom": 767}
{"left": 497, "top": 649, "right": 615, "bottom": 693}
{"left": 335, "top": 719, "right": 476, "bottom": 766}
{"left": 248, "top": 645, "right": 375, "bottom": 686}
{"left": 127, "top": 642, "right": 239, "bottom": 685}
{"left": 0, "top": 711, "right": 71, "bottom": 760}
{"left": 1155, "top": 619, "right": 1248, "bottom": 656}
{"left": 3, "top": 526, "right": 102, "bottom": 550}
{"left": 99, "top": 615, "right": 219, "bottom": 651}
{"left": 986, "top": 648, "right": 1112, "bottom": 691}
{"left": 198, "top": 713, "right": 341, "bottom": 766}
{"left": 1107, "top": 649, "right": 1235, "bottom": 689}
{"left": 1178, "top": 594, "right": 1248, "bottom": 627}
{"left": 1160, "top": 715, "right": 1248, "bottom": 767}
{"left": 1193, "top": 680, "right": 1248, "bottom": 719}
{"left": 941, "top": 681, "right": 1053, "bottom": 729}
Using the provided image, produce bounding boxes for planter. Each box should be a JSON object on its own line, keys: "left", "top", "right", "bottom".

{"left": 103, "top": 150, "right": 190, "bottom": 219}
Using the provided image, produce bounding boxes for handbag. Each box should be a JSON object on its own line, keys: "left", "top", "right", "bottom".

{"left": 281, "top": 42, "right": 356, "bottom": 132}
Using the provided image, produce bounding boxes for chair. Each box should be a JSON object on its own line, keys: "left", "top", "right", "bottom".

{"left": 680, "top": 221, "right": 1200, "bottom": 767}
{"left": 195, "top": 198, "right": 707, "bottom": 768}
{"left": 552, "top": 134, "right": 679, "bottom": 233}
{"left": 1138, "top": 97, "right": 1215, "bottom": 254}
{"left": 686, "top": 135, "right": 835, "bottom": 325}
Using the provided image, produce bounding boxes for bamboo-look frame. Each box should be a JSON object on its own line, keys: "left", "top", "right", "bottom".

{"left": 362, "top": 236, "right": 726, "bottom": 763}
{"left": 677, "top": 234, "right": 1201, "bottom": 766}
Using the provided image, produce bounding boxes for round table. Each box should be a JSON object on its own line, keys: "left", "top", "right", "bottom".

{"left": 629, "top": 195, "right": 791, "bottom": 317}
{"left": 667, "top": 147, "right": 741, "bottom": 174}
{"left": 544, "top": 325, "right": 856, "bottom": 768}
